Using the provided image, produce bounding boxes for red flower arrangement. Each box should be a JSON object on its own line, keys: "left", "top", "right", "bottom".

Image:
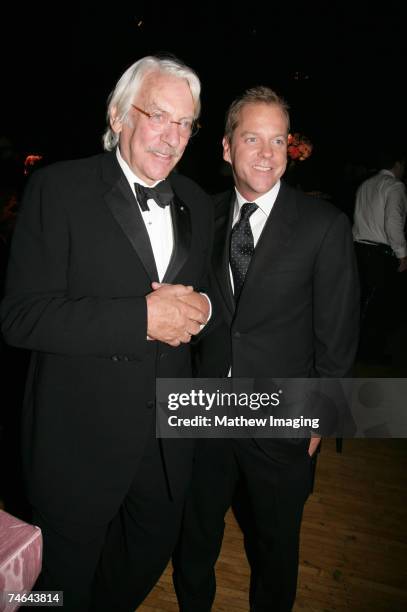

{"left": 287, "top": 133, "right": 313, "bottom": 161}
{"left": 24, "top": 154, "right": 43, "bottom": 176}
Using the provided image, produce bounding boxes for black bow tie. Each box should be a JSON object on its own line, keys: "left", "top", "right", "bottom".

{"left": 134, "top": 180, "right": 174, "bottom": 212}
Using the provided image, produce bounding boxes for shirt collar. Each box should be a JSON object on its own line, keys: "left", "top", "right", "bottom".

{"left": 115, "top": 147, "right": 163, "bottom": 189}
{"left": 234, "top": 180, "right": 281, "bottom": 218}
{"left": 380, "top": 169, "right": 396, "bottom": 178}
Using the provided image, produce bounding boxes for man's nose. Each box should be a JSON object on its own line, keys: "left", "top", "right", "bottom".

{"left": 259, "top": 143, "right": 274, "bottom": 158}
{"left": 161, "top": 121, "right": 181, "bottom": 148}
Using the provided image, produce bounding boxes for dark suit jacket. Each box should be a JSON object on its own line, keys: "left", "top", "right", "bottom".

{"left": 194, "top": 182, "right": 359, "bottom": 457}
{"left": 0, "top": 151, "right": 213, "bottom": 521}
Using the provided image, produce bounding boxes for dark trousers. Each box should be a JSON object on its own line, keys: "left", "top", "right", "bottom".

{"left": 30, "top": 435, "right": 185, "bottom": 612}
{"left": 173, "top": 438, "right": 312, "bottom": 612}
{"left": 355, "top": 242, "right": 400, "bottom": 358}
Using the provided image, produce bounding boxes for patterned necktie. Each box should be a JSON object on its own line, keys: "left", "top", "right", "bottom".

{"left": 134, "top": 180, "right": 174, "bottom": 212}
{"left": 230, "top": 202, "right": 258, "bottom": 299}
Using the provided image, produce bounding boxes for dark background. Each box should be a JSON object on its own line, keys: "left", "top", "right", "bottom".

{"left": 1, "top": 0, "right": 407, "bottom": 526}
{"left": 1, "top": 2, "right": 406, "bottom": 196}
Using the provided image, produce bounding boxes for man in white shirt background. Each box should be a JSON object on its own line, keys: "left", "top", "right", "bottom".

{"left": 353, "top": 149, "right": 407, "bottom": 364}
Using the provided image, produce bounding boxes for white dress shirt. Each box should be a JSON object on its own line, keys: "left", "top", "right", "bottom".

{"left": 116, "top": 148, "right": 173, "bottom": 281}
{"left": 353, "top": 169, "right": 407, "bottom": 259}
{"left": 116, "top": 148, "right": 211, "bottom": 325}
{"left": 229, "top": 181, "right": 281, "bottom": 290}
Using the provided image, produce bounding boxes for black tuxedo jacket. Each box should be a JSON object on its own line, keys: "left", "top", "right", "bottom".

{"left": 194, "top": 182, "right": 359, "bottom": 457}
{"left": 1, "top": 151, "right": 213, "bottom": 521}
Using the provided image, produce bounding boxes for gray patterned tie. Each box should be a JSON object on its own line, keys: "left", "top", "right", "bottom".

{"left": 230, "top": 202, "right": 258, "bottom": 299}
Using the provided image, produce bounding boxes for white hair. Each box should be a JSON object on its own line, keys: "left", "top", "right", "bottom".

{"left": 102, "top": 55, "right": 201, "bottom": 151}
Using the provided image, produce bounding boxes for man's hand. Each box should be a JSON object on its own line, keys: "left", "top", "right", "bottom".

{"left": 398, "top": 256, "right": 407, "bottom": 272}
{"left": 308, "top": 436, "right": 321, "bottom": 457}
{"left": 146, "top": 283, "right": 207, "bottom": 347}
{"left": 152, "top": 282, "right": 210, "bottom": 324}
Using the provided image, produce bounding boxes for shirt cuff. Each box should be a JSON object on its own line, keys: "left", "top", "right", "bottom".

{"left": 394, "top": 248, "right": 407, "bottom": 259}
{"left": 199, "top": 293, "right": 212, "bottom": 330}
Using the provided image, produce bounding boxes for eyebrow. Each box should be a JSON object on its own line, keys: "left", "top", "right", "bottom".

{"left": 148, "top": 102, "right": 194, "bottom": 121}
{"left": 241, "top": 131, "right": 287, "bottom": 139}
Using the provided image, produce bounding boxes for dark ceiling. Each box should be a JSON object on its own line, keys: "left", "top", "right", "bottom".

{"left": 1, "top": 3, "right": 406, "bottom": 190}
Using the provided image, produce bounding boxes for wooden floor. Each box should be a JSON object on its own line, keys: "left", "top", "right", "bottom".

{"left": 139, "top": 438, "right": 407, "bottom": 612}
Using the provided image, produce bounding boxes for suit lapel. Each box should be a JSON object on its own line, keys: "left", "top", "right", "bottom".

{"left": 238, "top": 182, "right": 299, "bottom": 302}
{"left": 213, "top": 191, "right": 235, "bottom": 316}
{"left": 101, "top": 154, "right": 192, "bottom": 284}
{"left": 162, "top": 192, "right": 191, "bottom": 283}
{"left": 104, "top": 171, "right": 159, "bottom": 281}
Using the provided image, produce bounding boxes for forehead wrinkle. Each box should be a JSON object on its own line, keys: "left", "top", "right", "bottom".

{"left": 140, "top": 79, "right": 195, "bottom": 121}
{"left": 144, "top": 97, "right": 195, "bottom": 122}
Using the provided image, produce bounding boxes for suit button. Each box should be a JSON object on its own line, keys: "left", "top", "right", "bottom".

{"left": 159, "top": 353, "right": 167, "bottom": 360}
{"left": 234, "top": 331, "right": 241, "bottom": 339}
{"left": 123, "top": 355, "right": 129, "bottom": 361}
{"left": 147, "top": 400, "right": 154, "bottom": 409}
{"left": 111, "top": 355, "right": 119, "bottom": 361}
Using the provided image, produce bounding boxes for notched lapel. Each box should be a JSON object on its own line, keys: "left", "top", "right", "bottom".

{"left": 162, "top": 194, "right": 191, "bottom": 283}
{"left": 239, "top": 182, "right": 299, "bottom": 298}
{"left": 104, "top": 175, "right": 159, "bottom": 281}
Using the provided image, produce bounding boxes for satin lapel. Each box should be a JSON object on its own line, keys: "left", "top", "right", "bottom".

{"left": 162, "top": 194, "right": 191, "bottom": 283}
{"left": 238, "top": 182, "right": 298, "bottom": 302}
{"left": 213, "top": 192, "right": 235, "bottom": 316}
{"left": 104, "top": 173, "right": 158, "bottom": 281}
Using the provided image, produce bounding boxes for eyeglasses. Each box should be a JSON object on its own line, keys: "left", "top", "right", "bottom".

{"left": 131, "top": 104, "right": 200, "bottom": 138}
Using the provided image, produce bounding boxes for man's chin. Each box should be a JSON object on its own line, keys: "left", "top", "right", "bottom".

{"left": 244, "top": 181, "right": 277, "bottom": 199}
{"left": 148, "top": 159, "right": 177, "bottom": 180}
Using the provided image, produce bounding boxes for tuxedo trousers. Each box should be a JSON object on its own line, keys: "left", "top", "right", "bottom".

{"left": 29, "top": 433, "right": 186, "bottom": 612}
{"left": 173, "top": 438, "right": 312, "bottom": 612}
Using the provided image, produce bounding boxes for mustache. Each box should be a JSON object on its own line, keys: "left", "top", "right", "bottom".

{"left": 147, "top": 146, "right": 180, "bottom": 158}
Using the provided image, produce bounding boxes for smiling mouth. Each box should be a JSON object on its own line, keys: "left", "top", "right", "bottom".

{"left": 154, "top": 152, "right": 172, "bottom": 159}
{"left": 253, "top": 165, "right": 272, "bottom": 172}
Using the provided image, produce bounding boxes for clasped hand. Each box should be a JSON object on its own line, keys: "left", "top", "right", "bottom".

{"left": 146, "top": 282, "right": 210, "bottom": 346}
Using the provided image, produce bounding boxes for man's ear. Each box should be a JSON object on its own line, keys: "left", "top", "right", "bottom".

{"left": 222, "top": 136, "right": 231, "bottom": 164}
{"left": 110, "top": 106, "right": 122, "bottom": 134}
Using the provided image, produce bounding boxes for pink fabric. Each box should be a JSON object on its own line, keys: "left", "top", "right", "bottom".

{"left": 0, "top": 510, "right": 42, "bottom": 612}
